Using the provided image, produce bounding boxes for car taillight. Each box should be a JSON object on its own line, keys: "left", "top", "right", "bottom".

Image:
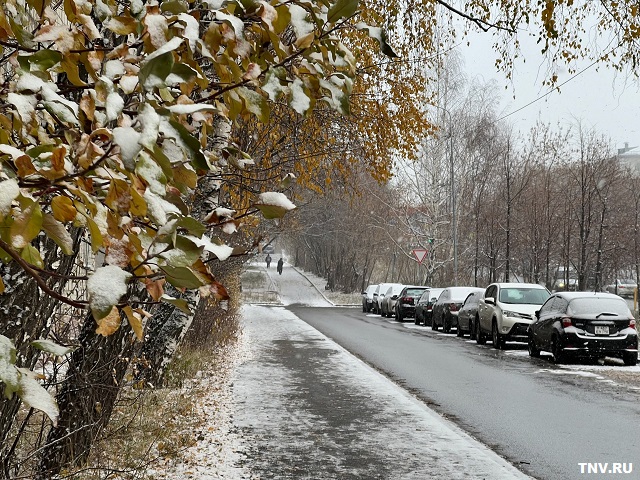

{"left": 562, "top": 316, "right": 573, "bottom": 328}
{"left": 449, "top": 303, "right": 458, "bottom": 312}
{"left": 402, "top": 297, "right": 414, "bottom": 305}
{"left": 630, "top": 317, "right": 637, "bottom": 329}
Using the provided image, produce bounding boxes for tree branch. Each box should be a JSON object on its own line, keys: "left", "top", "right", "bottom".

{"left": 0, "top": 238, "right": 88, "bottom": 309}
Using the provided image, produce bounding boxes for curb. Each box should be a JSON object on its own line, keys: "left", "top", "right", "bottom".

{"left": 289, "top": 265, "right": 360, "bottom": 307}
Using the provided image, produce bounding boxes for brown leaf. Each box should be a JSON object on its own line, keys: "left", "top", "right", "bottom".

{"left": 51, "top": 146, "right": 66, "bottom": 172}
{"left": 145, "top": 278, "right": 165, "bottom": 301}
{"left": 15, "top": 155, "right": 36, "bottom": 177}
{"left": 105, "top": 179, "right": 132, "bottom": 213}
{"left": 208, "top": 281, "right": 230, "bottom": 301}
{"left": 95, "top": 307, "right": 122, "bottom": 336}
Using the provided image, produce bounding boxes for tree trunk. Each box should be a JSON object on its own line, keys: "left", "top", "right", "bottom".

{"left": 137, "top": 287, "right": 198, "bottom": 387}
{"left": 37, "top": 312, "right": 136, "bottom": 478}
{"left": 0, "top": 234, "right": 81, "bottom": 478}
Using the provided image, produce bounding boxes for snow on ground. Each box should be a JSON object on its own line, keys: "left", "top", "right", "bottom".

{"left": 148, "top": 261, "right": 634, "bottom": 478}
{"left": 233, "top": 304, "right": 532, "bottom": 479}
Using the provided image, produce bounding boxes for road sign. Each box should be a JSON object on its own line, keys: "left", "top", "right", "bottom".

{"left": 412, "top": 249, "right": 428, "bottom": 264}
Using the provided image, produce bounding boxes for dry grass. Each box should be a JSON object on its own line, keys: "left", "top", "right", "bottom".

{"left": 68, "top": 265, "right": 244, "bottom": 479}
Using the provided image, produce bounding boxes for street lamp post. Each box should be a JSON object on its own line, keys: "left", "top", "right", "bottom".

{"left": 433, "top": 104, "right": 458, "bottom": 286}
{"left": 449, "top": 115, "right": 457, "bottom": 286}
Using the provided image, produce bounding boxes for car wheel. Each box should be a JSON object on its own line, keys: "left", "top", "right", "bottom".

{"left": 414, "top": 312, "right": 420, "bottom": 325}
{"left": 431, "top": 314, "right": 438, "bottom": 331}
{"left": 623, "top": 352, "right": 638, "bottom": 366}
{"left": 456, "top": 322, "right": 463, "bottom": 337}
{"left": 476, "top": 317, "right": 486, "bottom": 344}
{"left": 397, "top": 309, "right": 404, "bottom": 322}
{"left": 492, "top": 321, "right": 504, "bottom": 350}
{"left": 443, "top": 315, "right": 451, "bottom": 334}
{"left": 551, "top": 335, "right": 565, "bottom": 364}
{"left": 528, "top": 333, "right": 540, "bottom": 358}
{"left": 470, "top": 320, "right": 477, "bottom": 341}
{"left": 362, "top": 303, "right": 366, "bottom": 313}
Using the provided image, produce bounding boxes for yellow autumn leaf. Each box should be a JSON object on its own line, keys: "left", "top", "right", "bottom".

{"left": 95, "top": 307, "right": 122, "bottom": 336}
{"left": 51, "top": 196, "right": 77, "bottom": 222}
{"left": 122, "top": 306, "right": 143, "bottom": 341}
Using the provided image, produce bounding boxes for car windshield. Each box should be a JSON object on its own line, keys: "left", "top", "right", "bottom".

{"left": 619, "top": 279, "right": 636, "bottom": 285}
{"left": 568, "top": 297, "right": 631, "bottom": 316}
{"left": 499, "top": 288, "right": 549, "bottom": 305}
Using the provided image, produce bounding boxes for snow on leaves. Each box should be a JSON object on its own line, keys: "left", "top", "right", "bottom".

{"left": 0, "top": 334, "right": 75, "bottom": 426}
{"left": 0, "top": 2, "right": 396, "bottom": 330}
{"left": 254, "top": 192, "right": 297, "bottom": 219}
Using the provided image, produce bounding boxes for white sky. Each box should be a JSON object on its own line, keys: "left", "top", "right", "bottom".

{"left": 461, "top": 30, "right": 640, "bottom": 151}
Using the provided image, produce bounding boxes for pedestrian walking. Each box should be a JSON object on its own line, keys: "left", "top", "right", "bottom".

{"left": 265, "top": 254, "right": 272, "bottom": 268}
{"left": 277, "top": 257, "right": 283, "bottom": 275}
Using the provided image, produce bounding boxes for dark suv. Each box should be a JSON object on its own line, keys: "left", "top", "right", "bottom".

{"left": 394, "top": 286, "right": 429, "bottom": 322}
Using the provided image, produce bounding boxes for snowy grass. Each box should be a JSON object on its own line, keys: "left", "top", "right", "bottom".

{"left": 76, "top": 343, "right": 239, "bottom": 479}
{"left": 241, "top": 266, "right": 279, "bottom": 304}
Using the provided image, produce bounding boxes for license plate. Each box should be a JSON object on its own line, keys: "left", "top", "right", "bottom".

{"left": 594, "top": 326, "right": 609, "bottom": 335}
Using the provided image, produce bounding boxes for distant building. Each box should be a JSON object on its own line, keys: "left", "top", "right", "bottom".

{"left": 617, "top": 142, "right": 640, "bottom": 174}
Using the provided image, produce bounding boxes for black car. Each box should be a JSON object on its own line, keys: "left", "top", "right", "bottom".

{"left": 457, "top": 290, "right": 485, "bottom": 339}
{"left": 528, "top": 292, "right": 638, "bottom": 365}
{"left": 394, "top": 286, "right": 429, "bottom": 322}
{"left": 414, "top": 288, "right": 444, "bottom": 326}
{"left": 431, "top": 286, "right": 484, "bottom": 333}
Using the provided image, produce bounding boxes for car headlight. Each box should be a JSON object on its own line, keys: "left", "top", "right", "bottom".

{"left": 503, "top": 310, "right": 530, "bottom": 320}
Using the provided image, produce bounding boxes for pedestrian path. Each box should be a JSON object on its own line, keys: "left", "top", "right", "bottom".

{"left": 230, "top": 264, "right": 534, "bottom": 479}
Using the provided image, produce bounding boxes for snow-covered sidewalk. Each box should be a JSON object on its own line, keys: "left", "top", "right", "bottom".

{"left": 146, "top": 262, "right": 532, "bottom": 479}
{"left": 232, "top": 304, "right": 532, "bottom": 479}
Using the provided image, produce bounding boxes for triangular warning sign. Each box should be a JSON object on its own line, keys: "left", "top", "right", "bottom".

{"left": 412, "top": 249, "right": 428, "bottom": 264}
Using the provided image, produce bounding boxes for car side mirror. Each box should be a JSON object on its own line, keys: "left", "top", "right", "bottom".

{"left": 535, "top": 310, "right": 540, "bottom": 319}
{"left": 485, "top": 297, "right": 495, "bottom": 305}
{"left": 392, "top": 295, "right": 398, "bottom": 300}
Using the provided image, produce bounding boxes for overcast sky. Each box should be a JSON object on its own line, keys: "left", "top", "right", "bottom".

{"left": 461, "top": 30, "right": 640, "bottom": 152}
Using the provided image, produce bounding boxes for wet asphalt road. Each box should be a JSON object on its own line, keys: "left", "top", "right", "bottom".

{"left": 289, "top": 306, "right": 640, "bottom": 480}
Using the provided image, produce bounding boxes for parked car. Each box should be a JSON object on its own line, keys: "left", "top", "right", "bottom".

{"left": 380, "top": 284, "right": 405, "bottom": 317}
{"left": 414, "top": 288, "right": 444, "bottom": 326}
{"left": 394, "top": 285, "right": 429, "bottom": 322}
{"left": 457, "top": 290, "right": 485, "bottom": 339}
{"left": 606, "top": 279, "right": 638, "bottom": 298}
{"left": 372, "top": 283, "right": 401, "bottom": 315}
{"left": 432, "top": 287, "right": 484, "bottom": 333}
{"left": 528, "top": 291, "right": 638, "bottom": 365}
{"left": 476, "top": 283, "right": 551, "bottom": 349}
{"left": 361, "top": 284, "right": 378, "bottom": 312}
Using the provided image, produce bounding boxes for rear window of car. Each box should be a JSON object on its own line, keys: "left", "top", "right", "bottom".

{"left": 465, "top": 292, "right": 482, "bottom": 305}
{"left": 568, "top": 297, "right": 631, "bottom": 316}
{"left": 405, "top": 288, "right": 427, "bottom": 297}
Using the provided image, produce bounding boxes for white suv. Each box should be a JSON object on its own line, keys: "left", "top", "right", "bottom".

{"left": 476, "top": 283, "right": 550, "bottom": 349}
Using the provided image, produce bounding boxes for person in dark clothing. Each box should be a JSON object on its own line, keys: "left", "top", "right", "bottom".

{"left": 277, "top": 258, "right": 283, "bottom": 275}
{"left": 265, "top": 254, "right": 272, "bottom": 268}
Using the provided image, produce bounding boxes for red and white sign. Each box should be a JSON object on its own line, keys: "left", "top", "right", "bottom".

{"left": 412, "top": 249, "right": 428, "bottom": 264}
